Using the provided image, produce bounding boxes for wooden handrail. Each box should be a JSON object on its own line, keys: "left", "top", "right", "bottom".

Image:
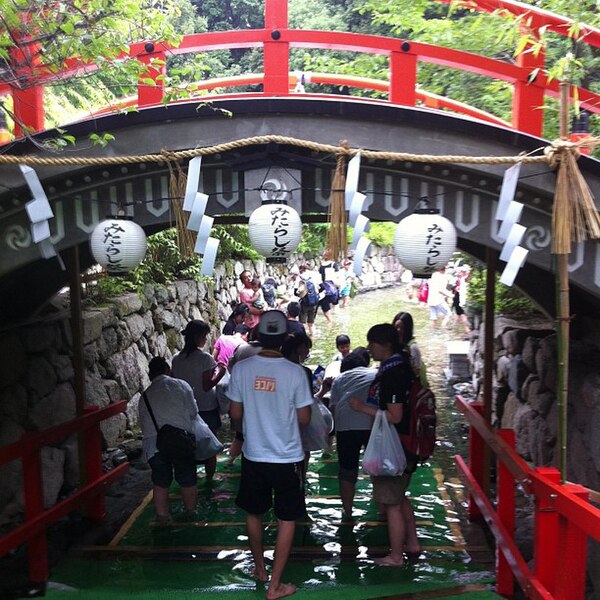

{"left": 0, "top": 401, "right": 128, "bottom": 465}
{"left": 0, "top": 400, "right": 130, "bottom": 583}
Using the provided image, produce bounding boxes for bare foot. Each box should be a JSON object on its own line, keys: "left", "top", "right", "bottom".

{"left": 266, "top": 582, "right": 297, "bottom": 599}
{"left": 253, "top": 567, "right": 269, "bottom": 583}
{"left": 374, "top": 554, "right": 405, "bottom": 566}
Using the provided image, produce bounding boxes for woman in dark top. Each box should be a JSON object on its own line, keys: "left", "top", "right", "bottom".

{"left": 350, "top": 323, "right": 421, "bottom": 565}
{"left": 222, "top": 303, "right": 249, "bottom": 335}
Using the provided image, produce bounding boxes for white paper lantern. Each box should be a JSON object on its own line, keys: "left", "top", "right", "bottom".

{"left": 90, "top": 218, "right": 147, "bottom": 273}
{"left": 394, "top": 208, "right": 457, "bottom": 277}
{"left": 248, "top": 202, "right": 302, "bottom": 263}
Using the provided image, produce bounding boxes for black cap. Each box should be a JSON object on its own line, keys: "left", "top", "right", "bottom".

{"left": 181, "top": 319, "right": 209, "bottom": 336}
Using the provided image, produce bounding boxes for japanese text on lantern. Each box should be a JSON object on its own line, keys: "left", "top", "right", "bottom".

{"left": 101, "top": 221, "right": 127, "bottom": 271}
{"left": 270, "top": 206, "right": 292, "bottom": 257}
{"left": 424, "top": 222, "right": 444, "bottom": 272}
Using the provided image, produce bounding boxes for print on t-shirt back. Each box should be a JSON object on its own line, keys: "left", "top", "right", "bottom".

{"left": 254, "top": 376, "right": 276, "bottom": 392}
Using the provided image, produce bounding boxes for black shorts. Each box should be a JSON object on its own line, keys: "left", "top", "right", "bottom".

{"left": 320, "top": 296, "right": 333, "bottom": 313}
{"left": 149, "top": 452, "right": 197, "bottom": 488}
{"left": 336, "top": 429, "right": 371, "bottom": 471}
{"left": 198, "top": 408, "right": 221, "bottom": 433}
{"left": 236, "top": 456, "right": 306, "bottom": 521}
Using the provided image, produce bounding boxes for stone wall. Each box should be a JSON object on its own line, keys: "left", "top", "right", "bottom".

{"left": 469, "top": 314, "right": 600, "bottom": 490}
{"left": 0, "top": 248, "right": 402, "bottom": 528}
{"left": 469, "top": 314, "right": 600, "bottom": 598}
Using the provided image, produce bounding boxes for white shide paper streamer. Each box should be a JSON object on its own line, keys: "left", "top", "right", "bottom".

{"left": 495, "top": 163, "right": 521, "bottom": 222}
{"left": 353, "top": 236, "right": 371, "bottom": 276}
{"left": 350, "top": 214, "right": 370, "bottom": 250}
{"left": 497, "top": 201, "right": 524, "bottom": 242}
{"left": 200, "top": 237, "right": 219, "bottom": 276}
{"left": 187, "top": 193, "right": 209, "bottom": 231}
{"left": 194, "top": 215, "right": 214, "bottom": 255}
{"left": 348, "top": 192, "right": 367, "bottom": 228}
{"left": 500, "top": 223, "right": 527, "bottom": 262}
{"left": 499, "top": 246, "right": 528, "bottom": 286}
{"left": 31, "top": 220, "right": 51, "bottom": 243}
{"left": 183, "top": 157, "right": 202, "bottom": 211}
{"left": 345, "top": 153, "right": 361, "bottom": 210}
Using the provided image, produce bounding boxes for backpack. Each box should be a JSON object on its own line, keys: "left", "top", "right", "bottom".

{"left": 302, "top": 279, "right": 319, "bottom": 307}
{"left": 400, "top": 381, "right": 437, "bottom": 462}
{"left": 322, "top": 280, "right": 339, "bottom": 305}
{"left": 262, "top": 277, "right": 277, "bottom": 308}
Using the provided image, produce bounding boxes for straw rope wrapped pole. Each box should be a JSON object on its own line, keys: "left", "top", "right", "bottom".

{"left": 326, "top": 142, "right": 349, "bottom": 263}
{"left": 165, "top": 157, "right": 195, "bottom": 259}
{"left": 548, "top": 81, "right": 600, "bottom": 482}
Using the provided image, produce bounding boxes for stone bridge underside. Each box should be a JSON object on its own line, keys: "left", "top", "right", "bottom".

{"left": 1, "top": 97, "right": 600, "bottom": 323}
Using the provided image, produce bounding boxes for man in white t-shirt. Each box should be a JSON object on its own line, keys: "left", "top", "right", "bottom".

{"left": 427, "top": 267, "right": 452, "bottom": 329}
{"left": 228, "top": 310, "right": 312, "bottom": 600}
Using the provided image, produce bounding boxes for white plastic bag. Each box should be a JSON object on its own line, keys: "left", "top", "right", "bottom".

{"left": 301, "top": 398, "right": 333, "bottom": 451}
{"left": 363, "top": 410, "right": 407, "bottom": 476}
{"left": 216, "top": 370, "right": 231, "bottom": 415}
{"left": 193, "top": 415, "right": 224, "bottom": 461}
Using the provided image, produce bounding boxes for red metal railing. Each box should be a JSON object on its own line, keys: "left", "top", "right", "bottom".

{"left": 0, "top": 401, "right": 129, "bottom": 584}
{"left": 456, "top": 396, "right": 600, "bottom": 600}
{"left": 2, "top": 0, "right": 600, "bottom": 139}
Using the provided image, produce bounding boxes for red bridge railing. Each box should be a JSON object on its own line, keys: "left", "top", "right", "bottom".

{"left": 456, "top": 396, "right": 600, "bottom": 600}
{"left": 0, "top": 402, "right": 129, "bottom": 586}
{"left": 2, "top": 0, "right": 600, "bottom": 139}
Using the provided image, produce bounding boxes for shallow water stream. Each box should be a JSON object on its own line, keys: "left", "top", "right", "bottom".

{"left": 307, "top": 285, "right": 474, "bottom": 465}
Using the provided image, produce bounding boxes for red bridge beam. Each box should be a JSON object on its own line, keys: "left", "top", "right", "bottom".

{"left": 435, "top": 0, "right": 600, "bottom": 48}
{"left": 2, "top": 0, "right": 600, "bottom": 138}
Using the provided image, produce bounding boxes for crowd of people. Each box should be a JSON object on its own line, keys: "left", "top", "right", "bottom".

{"left": 412, "top": 264, "right": 472, "bottom": 334}
{"left": 137, "top": 255, "right": 462, "bottom": 600}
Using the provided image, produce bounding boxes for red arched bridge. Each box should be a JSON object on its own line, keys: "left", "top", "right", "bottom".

{"left": 1, "top": 3, "right": 600, "bottom": 599}
{"left": 1, "top": 0, "right": 600, "bottom": 321}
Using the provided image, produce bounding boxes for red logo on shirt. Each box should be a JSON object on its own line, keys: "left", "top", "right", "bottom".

{"left": 254, "top": 377, "right": 276, "bottom": 392}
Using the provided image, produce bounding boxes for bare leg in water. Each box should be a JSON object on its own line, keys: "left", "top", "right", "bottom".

{"left": 375, "top": 503, "right": 405, "bottom": 566}
{"left": 402, "top": 497, "right": 422, "bottom": 555}
{"left": 266, "top": 519, "right": 298, "bottom": 599}
{"left": 246, "top": 513, "right": 269, "bottom": 582}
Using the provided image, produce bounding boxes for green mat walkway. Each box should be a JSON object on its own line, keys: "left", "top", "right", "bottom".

{"left": 45, "top": 450, "right": 501, "bottom": 600}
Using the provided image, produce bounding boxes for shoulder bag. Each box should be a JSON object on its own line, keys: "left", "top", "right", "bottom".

{"left": 142, "top": 392, "right": 196, "bottom": 460}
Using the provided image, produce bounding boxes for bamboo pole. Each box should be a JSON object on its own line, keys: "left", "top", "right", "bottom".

{"left": 556, "top": 81, "right": 570, "bottom": 483}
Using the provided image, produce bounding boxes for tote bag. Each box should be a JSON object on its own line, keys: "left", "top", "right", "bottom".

{"left": 193, "top": 415, "right": 224, "bottom": 461}
{"left": 363, "top": 409, "right": 407, "bottom": 476}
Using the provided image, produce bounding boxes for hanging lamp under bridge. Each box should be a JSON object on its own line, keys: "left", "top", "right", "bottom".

{"left": 394, "top": 199, "right": 457, "bottom": 278}
{"left": 90, "top": 217, "right": 148, "bottom": 274}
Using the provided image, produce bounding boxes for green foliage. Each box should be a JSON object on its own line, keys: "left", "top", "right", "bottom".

{"left": 297, "top": 223, "right": 329, "bottom": 254}
{"left": 213, "top": 224, "right": 262, "bottom": 260}
{"left": 364, "top": 221, "right": 396, "bottom": 247}
{"left": 84, "top": 228, "right": 204, "bottom": 303}
{"left": 135, "top": 229, "right": 203, "bottom": 283}
{"left": 212, "top": 222, "right": 329, "bottom": 258}
{"left": 86, "top": 273, "right": 139, "bottom": 304}
{"left": 354, "top": 0, "right": 600, "bottom": 138}
{"left": 466, "top": 266, "right": 544, "bottom": 318}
